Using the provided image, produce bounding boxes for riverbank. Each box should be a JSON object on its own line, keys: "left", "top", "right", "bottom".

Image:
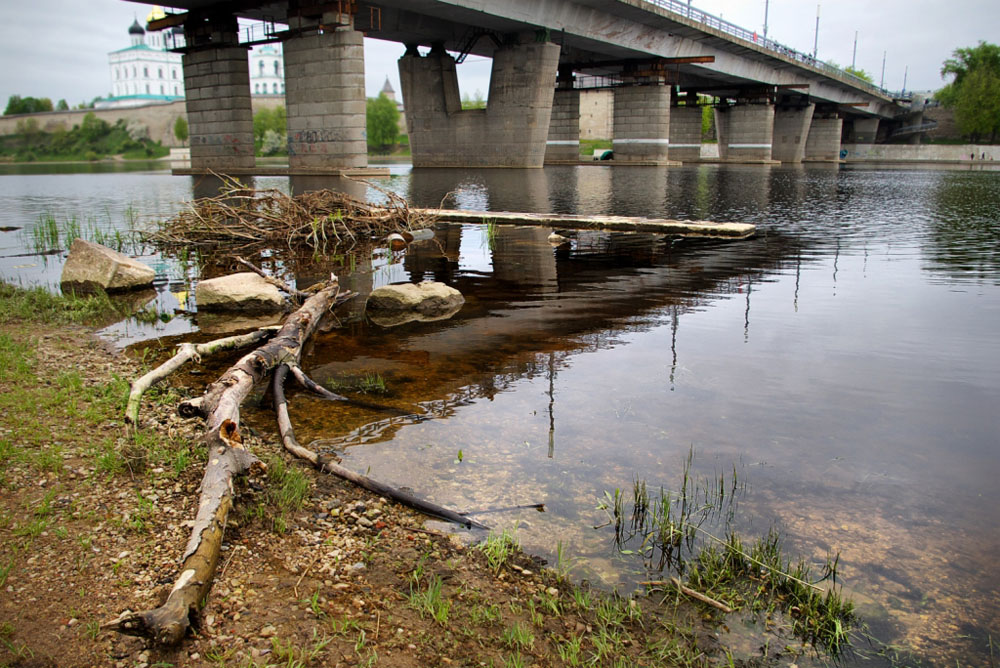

{"left": 0, "top": 284, "right": 724, "bottom": 667}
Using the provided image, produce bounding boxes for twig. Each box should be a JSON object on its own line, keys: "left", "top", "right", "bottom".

{"left": 641, "top": 577, "right": 734, "bottom": 614}
{"left": 294, "top": 553, "right": 322, "bottom": 599}
{"left": 234, "top": 256, "right": 311, "bottom": 301}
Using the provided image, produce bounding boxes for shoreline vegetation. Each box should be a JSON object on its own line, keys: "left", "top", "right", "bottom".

{"left": 0, "top": 280, "right": 867, "bottom": 666}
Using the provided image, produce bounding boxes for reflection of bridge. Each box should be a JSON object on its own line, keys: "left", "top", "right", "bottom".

{"left": 130, "top": 0, "right": 916, "bottom": 170}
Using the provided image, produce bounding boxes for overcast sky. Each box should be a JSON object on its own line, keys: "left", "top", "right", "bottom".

{"left": 0, "top": 0, "right": 994, "bottom": 108}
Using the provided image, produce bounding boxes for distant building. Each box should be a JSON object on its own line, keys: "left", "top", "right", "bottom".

{"left": 100, "top": 8, "right": 184, "bottom": 109}
{"left": 250, "top": 44, "right": 285, "bottom": 97}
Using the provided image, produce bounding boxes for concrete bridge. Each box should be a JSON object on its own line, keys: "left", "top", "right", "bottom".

{"left": 130, "top": 0, "right": 913, "bottom": 170}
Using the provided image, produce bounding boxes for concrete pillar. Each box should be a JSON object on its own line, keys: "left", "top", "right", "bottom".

{"left": 804, "top": 115, "right": 843, "bottom": 161}
{"left": 851, "top": 117, "right": 880, "bottom": 143}
{"left": 399, "top": 41, "right": 560, "bottom": 168}
{"left": 715, "top": 104, "right": 775, "bottom": 162}
{"left": 283, "top": 15, "right": 366, "bottom": 169}
{"left": 771, "top": 103, "right": 814, "bottom": 163}
{"left": 545, "top": 87, "right": 581, "bottom": 164}
{"left": 612, "top": 84, "right": 671, "bottom": 164}
{"left": 668, "top": 105, "right": 703, "bottom": 162}
{"left": 182, "top": 15, "right": 254, "bottom": 170}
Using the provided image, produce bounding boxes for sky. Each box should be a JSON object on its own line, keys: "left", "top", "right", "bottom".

{"left": 0, "top": 0, "right": 995, "bottom": 108}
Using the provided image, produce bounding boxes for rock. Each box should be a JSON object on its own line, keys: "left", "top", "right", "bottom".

{"left": 547, "top": 232, "right": 569, "bottom": 245}
{"left": 366, "top": 281, "right": 464, "bottom": 327}
{"left": 195, "top": 273, "right": 286, "bottom": 313}
{"left": 259, "top": 624, "right": 277, "bottom": 638}
{"left": 60, "top": 239, "right": 155, "bottom": 293}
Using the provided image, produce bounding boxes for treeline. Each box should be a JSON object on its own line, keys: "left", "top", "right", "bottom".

{"left": 4, "top": 95, "right": 103, "bottom": 115}
{"left": 937, "top": 41, "right": 1000, "bottom": 143}
{"left": 0, "top": 113, "right": 167, "bottom": 162}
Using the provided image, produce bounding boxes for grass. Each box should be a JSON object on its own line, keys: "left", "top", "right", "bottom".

{"left": 246, "top": 454, "right": 312, "bottom": 533}
{"left": 25, "top": 210, "right": 144, "bottom": 256}
{"left": 0, "top": 282, "right": 124, "bottom": 326}
{"left": 478, "top": 525, "right": 519, "bottom": 574}
{"left": 408, "top": 573, "right": 452, "bottom": 625}
{"left": 324, "top": 370, "right": 389, "bottom": 396}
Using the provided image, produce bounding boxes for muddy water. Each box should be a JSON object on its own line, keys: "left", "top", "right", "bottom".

{"left": 2, "top": 163, "right": 998, "bottom": 664}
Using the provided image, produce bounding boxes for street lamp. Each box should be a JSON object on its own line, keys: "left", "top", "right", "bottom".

{"left": 813, "top": 4, "right": 820, "bottom": 60}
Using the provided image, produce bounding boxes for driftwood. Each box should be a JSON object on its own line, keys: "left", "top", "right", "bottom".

{"left": 124, "top": 328, "right": 278, "bottom": 435}
{"left": 272, "top": 364, "right": 489, "bottom": 530}
{"left": 641, "top": 577, "right": 735, "bottom": 614}
{"left": 105, "top": 281, "right": 349, "bottom": 643}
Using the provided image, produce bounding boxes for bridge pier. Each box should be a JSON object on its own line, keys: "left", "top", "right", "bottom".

{"left": 849, "top": 117, "right": 880, "bottom": 144}
{"left": 612, "top": 81, "right": 673, "bottom": 164}
{"left": 667, "top": 102, "right": 703, "bottom": 163}
{"left": 181, "top": 15, "right": 255, "bottom": 170}
{"left": 715, "top": 103, "right": 777, "bottom": 163}
{"left": 771, "top": 103, "right": 814, "bottom": 163}
{"left": 804, "top": 115, "right": 843, "bottom": 161}
{"left": 283, "top": 14, "right": 367, "bottom": 169}
{"left": 399, "top": 40, "right": 560, "bottom": 168}
{"left": 544, "top": 72, "right": 581, "bottom": 164}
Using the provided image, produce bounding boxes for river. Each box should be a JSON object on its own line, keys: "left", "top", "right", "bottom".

{"left": 1, "top": 160, "right": 998, "bottom": 665}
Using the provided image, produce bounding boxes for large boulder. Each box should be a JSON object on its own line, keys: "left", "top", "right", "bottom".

{"left": 60, "top": 238, "right": 155, "bottom": 293}
{"left": 366, "top": 281, "right": 464, "bottom": 327}
{"left": 195, "top": 272, "right": 286, "bottom": 313}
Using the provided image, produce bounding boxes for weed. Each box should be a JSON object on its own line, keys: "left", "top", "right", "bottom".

{"left": 409, "top": 573, "right": 451, "bottom": 625}
{"left": 0, "top": 557, "right": 14, "bottom": 588}
{"left": 261, "top": 455, "right": 311, "bottom": 533}
{"left": 556, "top": 634, "right": 583, "bottom": 666}
{"left": 502, "top": 621, "right": 534, "bottom": 651}
{"left": 479, "top": 525, "right": 519, "bottom": 574}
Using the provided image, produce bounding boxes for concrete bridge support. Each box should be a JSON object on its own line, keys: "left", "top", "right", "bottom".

{"left": 399, "top": 41, "right": 560, "bottom": 168}
{"left": 771, "top": 104, "right": 815, "bottom": 163}
{"left": 545, "top": 85, "right": 581, "bottom": 164}
{"left": 612, "top": 83, "right": 672, "bottom": 164}
{"left": 804, "top": 115, "right": 843, "bottom": 161}
{"left": 182, "top": 16, "right": 255, "bottom": 170}
{"left": 850, "top": 117, "right": 880, "bottom": 144}
{"left": 715, "top": 104, "right": 775, "bottom": 162}
{"left": 283, "top": 15, "right": 366, "bottom": 169}
{"left": 667, "top": 105, "right": 703, "bottom": 162}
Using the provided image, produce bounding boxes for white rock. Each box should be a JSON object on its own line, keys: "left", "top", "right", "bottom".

{"left": 60, "top": 239, "right": 154, "bottom": 293}
{"left": 195, "top": 272, "right": 286, "bottom": 313}
{"left": 366, "top": 281, "right": 464, "bottom": 327}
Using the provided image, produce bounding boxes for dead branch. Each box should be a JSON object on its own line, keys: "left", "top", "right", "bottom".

{"left": 124, "top": 328, "right": 278, "bottom": 435}
{"left": 272, "top": 364, "right": 488, "bottom": 530}
{"left": 641, "top": 577, "right": 735, "bottom": 614}
{"left": 234, "top": 256, "right": 311, "bottom": 301}
{"left": 105, "top": 281, "right": 352, "bottom": 644}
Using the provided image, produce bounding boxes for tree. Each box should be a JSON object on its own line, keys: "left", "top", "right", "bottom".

{"left": 937, "top": 41, "right": 1000, "bottom": 142}
{"left": 366, "top": 93, "right": 400, "bottom": 153}
{"left": 173, "top": 116, "right": 188, "bottom": 145}
{"left": 56, "top": 99, "right": 69, "bottom": 111}
{"left": 253, "top": 106, "right": 286, "bottom": 155}
{"left": 461, "top": 90, "right": 486, "bottom": 109}
{"left": 844, "top": 66, "right": 873, "bottom": 83}
{"left": 4, "top": 95, "right": 54, "bottom": 115}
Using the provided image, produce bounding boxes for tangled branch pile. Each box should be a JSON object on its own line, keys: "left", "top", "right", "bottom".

{"left": 145, "top": 180, "right": 433, "bottom": 251}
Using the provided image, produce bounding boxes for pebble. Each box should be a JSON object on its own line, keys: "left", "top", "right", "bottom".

{"left": 547, "top": 587, "right": 559, "bottom": 597}
{"left": 259, "top": 624, "right": 277, "bottom": 638}
{"left": 357, "top": 517, "right": 374, "bottom": 529}
{"left": 348, "top": 562, "right": 366, "bottom": 572}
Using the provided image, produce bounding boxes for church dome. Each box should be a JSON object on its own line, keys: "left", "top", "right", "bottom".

{"left": 128, "top": 18, "right": 145, "bottom": 35}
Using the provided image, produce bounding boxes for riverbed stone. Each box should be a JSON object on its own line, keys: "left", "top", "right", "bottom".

{"left": 60, "top": 238, "right": 155, "bottom": 293}
{"left": 366, "top": 281, "right": 464, "bottom": 327}
{"left": 195, "top": 272, "right": 286, "bottom": 313}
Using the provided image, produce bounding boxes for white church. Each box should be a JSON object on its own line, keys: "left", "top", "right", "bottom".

{"left": 100, "top": 7, "right": 284, "bottom": 109}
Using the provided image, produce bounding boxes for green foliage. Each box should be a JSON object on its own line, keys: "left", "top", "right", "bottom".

{"left": 0, "top": 282, "right": 123, "bottom": 326}
{"left": 173, "top": 115, "right": 188, "bottom": 144}
{"left": 938, "top": 41, "right": 1000, "bottom": 142}
{"left": 253, "top": 106, "right": 286, "bottom": 155}
{"left": 0, "top": 113, "right": 165, "bottom": 162}
{"left": 844, "top": 66, "right": 873, "bottom": 83}
{"left": 4, "top": 95, "right": 54, "bottom": 115}
{"left": 461, "top": 90, "right": 486, "bottom": 109}
{"left": 56, "top": 99, "right": 69, "bottom": 111}
{"left": 366, "top": 93, "right": 399, "bottom": 153}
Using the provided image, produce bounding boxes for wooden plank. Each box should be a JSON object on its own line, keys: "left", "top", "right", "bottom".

{"left": 414, "top": 209, "right": 756, "bottom": 239}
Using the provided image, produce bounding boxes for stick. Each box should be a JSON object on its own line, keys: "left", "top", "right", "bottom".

{"left": 125, "top": 328, "right": 278, "bottom": 435}
{"left": 272, "top": 364, "right": 488, "bottom": 531}
{"left": 641, "top": 578, "right": 734, "bottom": 614}
{"left": 461, "top": 503, "right": 546, "bottom": 517}
{"left": 234, "top": 256, "right": 311, "bottom": 301}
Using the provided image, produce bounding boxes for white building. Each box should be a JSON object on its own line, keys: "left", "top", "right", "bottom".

{"left": 250, "top": 44, "right": 284, "bottom": 97}
{"left": 101, "top": 9, "right": 184, "bottom": 109}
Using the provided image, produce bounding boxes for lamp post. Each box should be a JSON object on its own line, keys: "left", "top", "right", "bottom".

{"left": 763, "top": 0, "right": 769, "bottom": 42}
{"left": 852, "top": 31, "right": 858, "bottom": 69}
{"left": 880, "top": 51, "right": 886, "bottom": 88}
{"left": 813, "top": 5, "right": 820, "bottom": 60}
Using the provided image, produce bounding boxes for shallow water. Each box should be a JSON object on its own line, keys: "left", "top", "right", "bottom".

{"left": 1, "top": 162, "right": 998, "bottom": 664}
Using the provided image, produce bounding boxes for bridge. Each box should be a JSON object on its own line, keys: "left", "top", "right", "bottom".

{"left": 130, "top": 0, "right": 915, "bottom": 170}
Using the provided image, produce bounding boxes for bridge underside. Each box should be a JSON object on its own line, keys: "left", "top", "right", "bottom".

{"left": 131, "top": 0, "right": 906, "bottom": 169}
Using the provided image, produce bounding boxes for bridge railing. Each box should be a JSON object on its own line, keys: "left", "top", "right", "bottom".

{"left": 644, "top": 0, "right": 891, "bottom": 99}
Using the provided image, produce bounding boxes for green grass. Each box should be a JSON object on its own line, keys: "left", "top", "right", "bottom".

{"left": 246, "top": 455, "right": 312, "bottom": 533}
{"left": 0, "top": 282, "right": 124, "bottom": 326}
{"left": 478, "top": 526, "right": 519, "bottom": 574}
{"left": 408, "top": 573, "right": 452, "bottom": 625}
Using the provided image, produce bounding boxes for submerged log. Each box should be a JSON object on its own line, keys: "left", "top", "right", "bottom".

{"left": 105, "top": 281, "right": 350, "bottom": 644}
{"left": 272, "top": 364, "right": 489, "bottom": 530}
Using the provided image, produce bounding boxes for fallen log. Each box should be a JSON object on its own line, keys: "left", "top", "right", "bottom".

{"left": 104, "top": 280, "right": 351, "bottom": 644}
{"left": 272, "top": 364, "right": 489, "bottom": 530}
{"left": 124, "top": 328, "right": 278, "bottom": 435}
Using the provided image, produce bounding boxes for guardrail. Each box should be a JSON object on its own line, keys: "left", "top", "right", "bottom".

{"left": 643, "top": 0, "right": 894, "bottom": 99}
